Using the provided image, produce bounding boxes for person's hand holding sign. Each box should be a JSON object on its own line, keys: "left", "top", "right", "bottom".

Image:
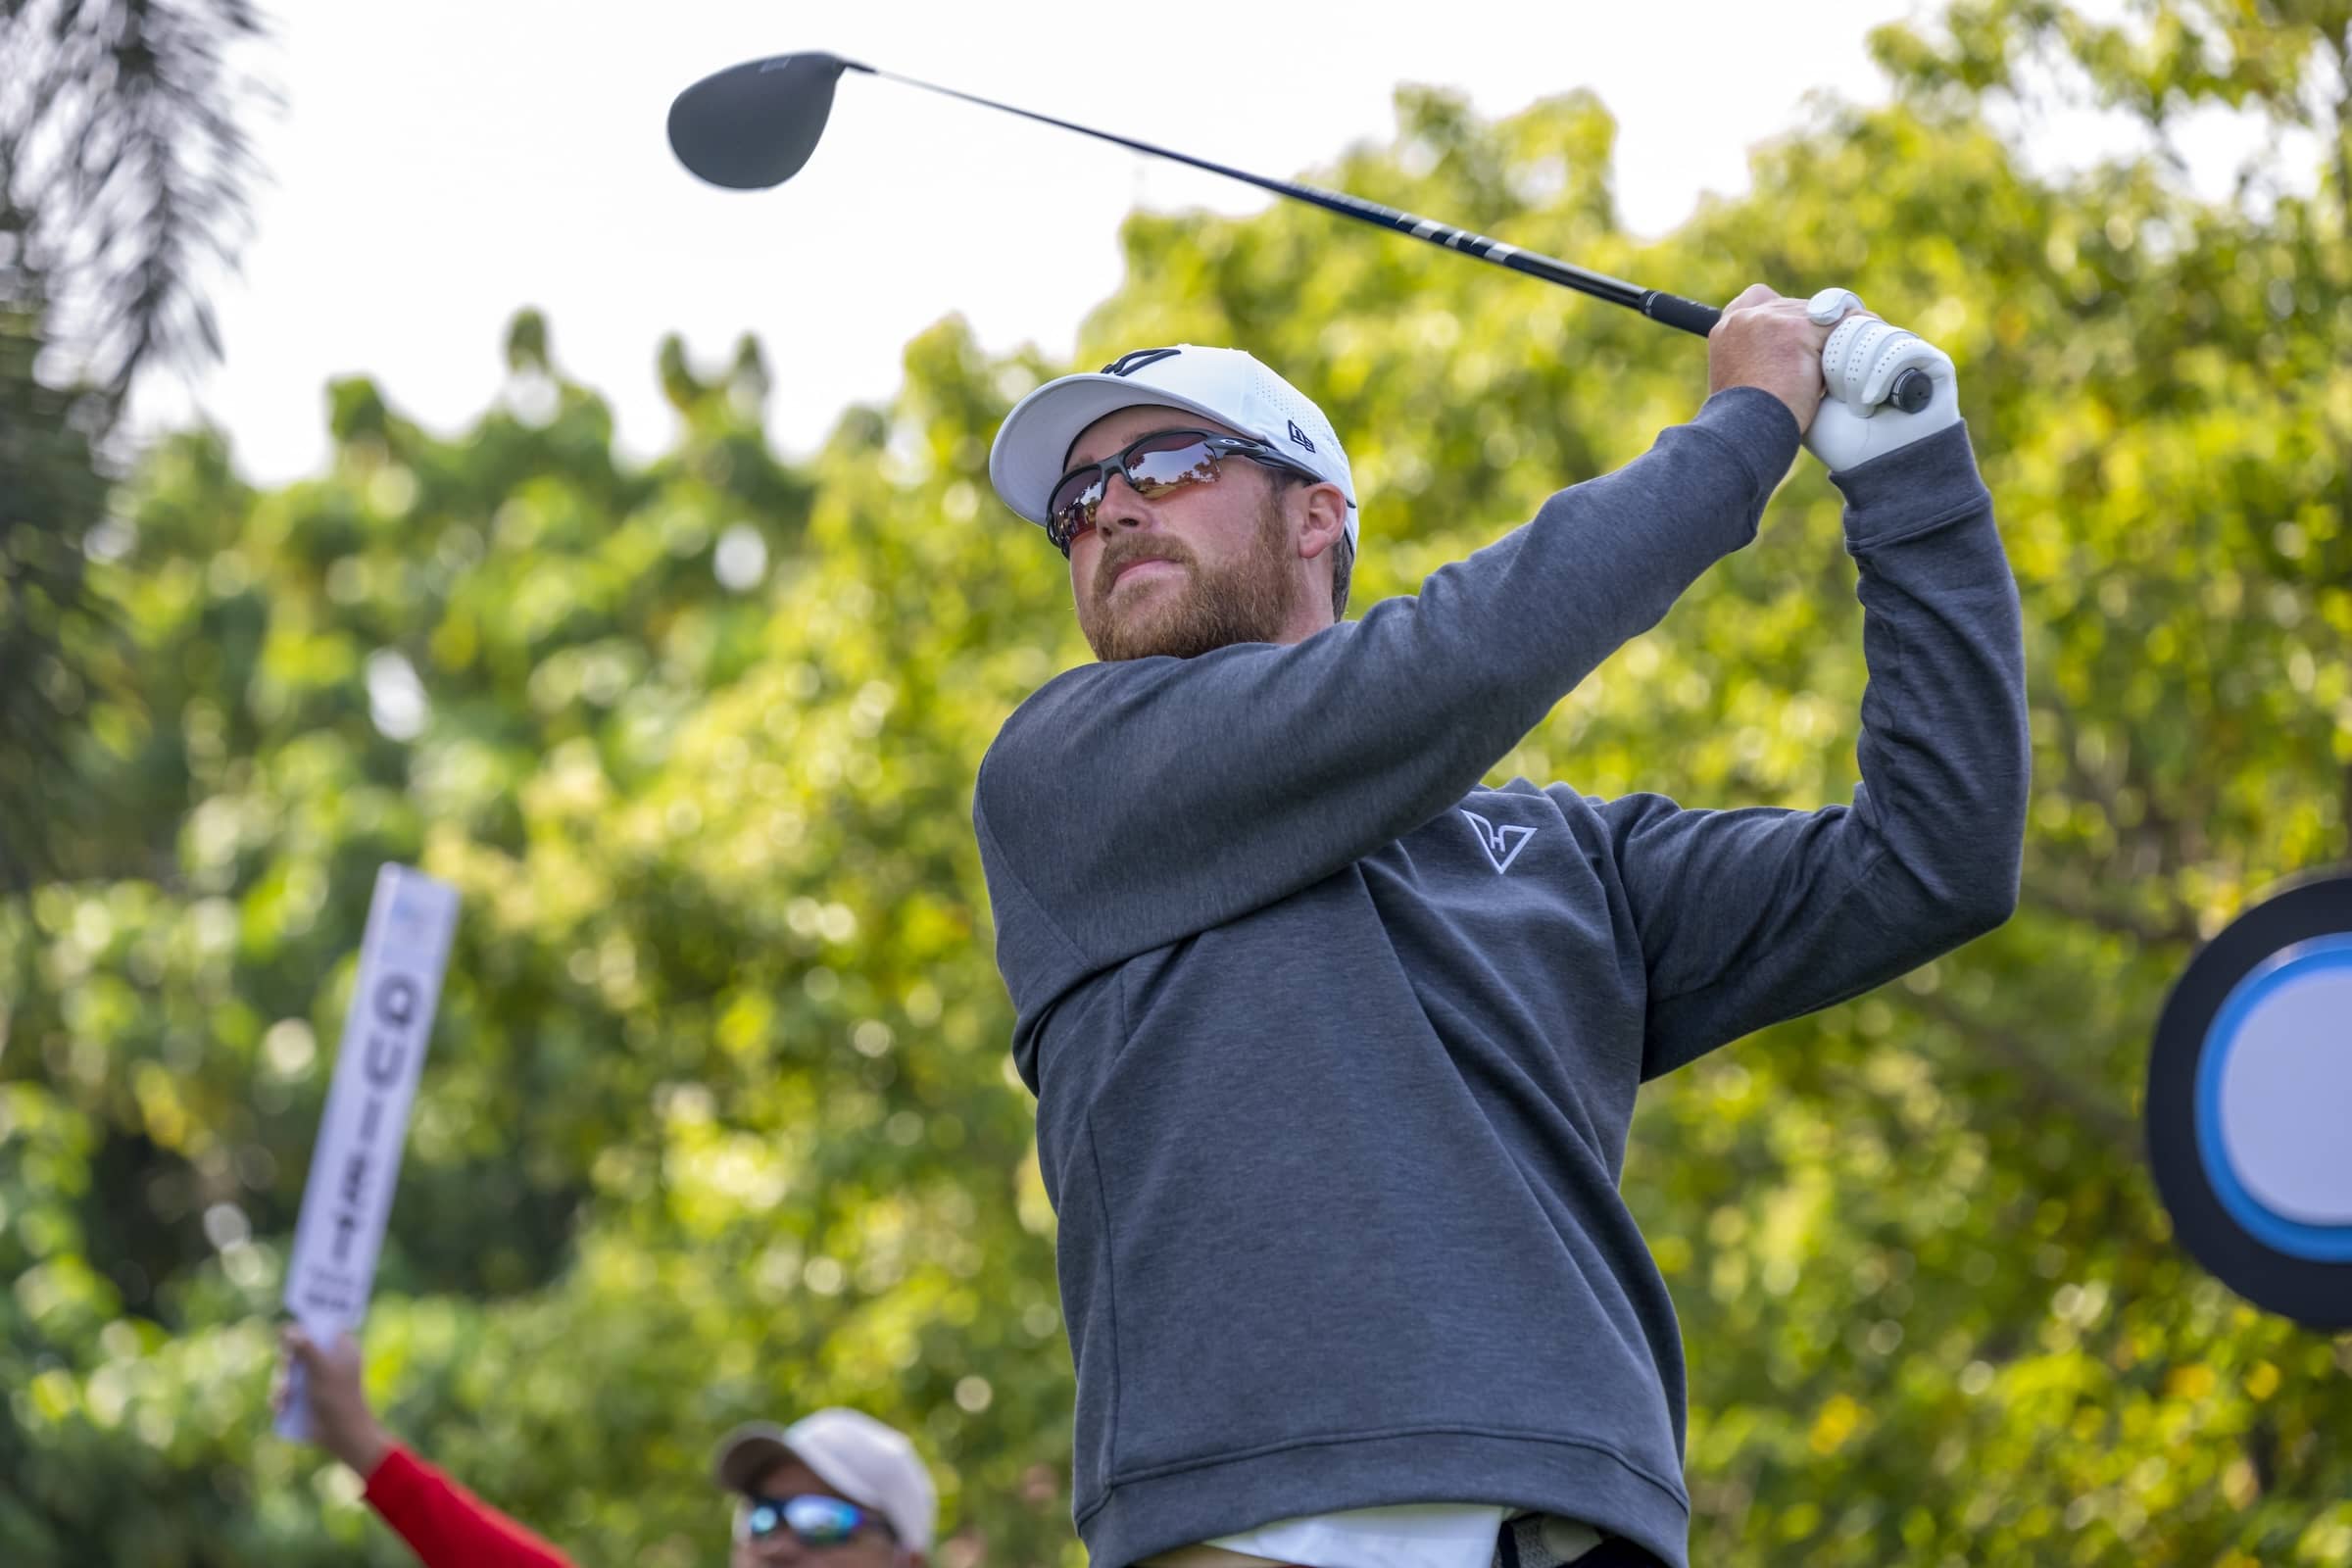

{"left": 275, "top": 1326, "right": 394, "bottom": 1477}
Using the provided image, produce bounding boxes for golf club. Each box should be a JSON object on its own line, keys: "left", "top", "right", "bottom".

{"left": 666, "top": 52, "right": 1932, "bottom": 411}
{"left": 668, "top": 54, "right": 1730, "bottom": 328}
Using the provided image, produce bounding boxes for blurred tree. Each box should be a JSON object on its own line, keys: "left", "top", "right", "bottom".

{"left": 2, "top": 1, "right": 2349, "bottom": 1565}
{"left": 0, "top": 0, "right": 270, "bottom": 888}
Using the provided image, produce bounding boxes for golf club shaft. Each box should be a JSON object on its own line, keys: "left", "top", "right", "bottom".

{"left": 848, "top": 62, "right": 1722, "bottom": 338}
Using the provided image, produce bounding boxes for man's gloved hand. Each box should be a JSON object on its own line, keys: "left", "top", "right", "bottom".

{"left": 1800, "top": 288, "right": 1960, "bottom": 473}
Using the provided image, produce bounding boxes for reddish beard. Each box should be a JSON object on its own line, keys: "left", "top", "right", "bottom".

{"left": 1078, "top": 490, "right": 1302, "bottom": 662}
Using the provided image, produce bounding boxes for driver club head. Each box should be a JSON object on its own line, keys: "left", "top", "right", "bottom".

{"left": 667, "top": 51, "right": 861, "bottom": 190}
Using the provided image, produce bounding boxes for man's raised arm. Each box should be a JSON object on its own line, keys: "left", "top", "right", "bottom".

{"left": 1590, "top": 318, "right": 2030, "bottom": 1078}
{"left": 976, "top": 386, "right": 1800, "bottom": 987}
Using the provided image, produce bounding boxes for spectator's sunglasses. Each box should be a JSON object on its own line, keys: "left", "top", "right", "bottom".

{"left": 738, "top": 1493, "right": 894, "bottom": 1548}
{"left": 1046, "top": 428, "right": 1319, "bottom": 556}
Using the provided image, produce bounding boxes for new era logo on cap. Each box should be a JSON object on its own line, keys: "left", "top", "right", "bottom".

{"left": 1286, "top": 419, "right": 1315, "bottom": 453}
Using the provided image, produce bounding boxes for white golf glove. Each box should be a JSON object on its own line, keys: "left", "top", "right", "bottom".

{"left": 1800, "top": 288, "right": 1960, "bottom": 473}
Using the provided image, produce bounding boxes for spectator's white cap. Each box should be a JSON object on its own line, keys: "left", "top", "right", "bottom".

{"left": 989, "top": 344, "right": 1359, "bottom": 548}
{"left": 711, "top": 1408, "right": 938, "bottom": 1552}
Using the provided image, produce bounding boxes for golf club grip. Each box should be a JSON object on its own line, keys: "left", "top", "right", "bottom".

{"left": 1638, "top": 292, "right": 1721, "bottom": 337}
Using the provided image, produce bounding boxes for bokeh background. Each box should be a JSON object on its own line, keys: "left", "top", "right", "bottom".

{"left": 4, "top": 0, "right": 2350, "bottom": 1564}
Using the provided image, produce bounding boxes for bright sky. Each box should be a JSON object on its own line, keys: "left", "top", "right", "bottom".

{"left": 136, "top": 0, "right": 1944, "bottom": 482}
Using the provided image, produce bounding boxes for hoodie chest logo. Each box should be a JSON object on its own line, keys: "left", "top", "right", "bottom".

{"left": 1460, "top": 809, "right": 1538, "bottom": 875}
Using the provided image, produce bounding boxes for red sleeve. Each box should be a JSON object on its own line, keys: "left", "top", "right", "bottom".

{"left": 363, "top": 1444, "right": 578, "bottom": 1568}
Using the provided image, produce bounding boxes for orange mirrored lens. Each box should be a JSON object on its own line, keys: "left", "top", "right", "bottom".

{"left": 1126, "top": 438, "right": 1219, "bottom": 497}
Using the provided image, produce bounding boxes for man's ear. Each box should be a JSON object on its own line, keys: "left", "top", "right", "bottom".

{"left": 1295, "top": 482, "right": 1350, "bottom": 563}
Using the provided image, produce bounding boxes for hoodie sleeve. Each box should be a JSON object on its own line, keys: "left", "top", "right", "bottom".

{"left": 1579, "top": 421, "right": 2029, "bottom": 1078}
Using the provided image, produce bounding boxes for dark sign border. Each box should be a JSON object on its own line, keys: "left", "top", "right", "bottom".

{"left": 2146, "top": 870, "right": 2352, "bottom": 1330}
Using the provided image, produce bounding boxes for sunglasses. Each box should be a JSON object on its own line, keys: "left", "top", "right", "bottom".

{"left": 739, "top": 1493, "right": 893, "bottom": 1548}
{"left": 1046, "top": 428, "right": 1320, "bottom": 556}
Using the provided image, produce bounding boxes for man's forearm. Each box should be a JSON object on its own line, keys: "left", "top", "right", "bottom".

{"left": 1838, "top": 422, "right": 2030, "bottom": 920}
{"left": 323, "top": 1416, "right": 393, "bottom": 1479}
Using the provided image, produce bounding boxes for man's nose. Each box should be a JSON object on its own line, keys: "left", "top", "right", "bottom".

{"left": 753, "top": 1534, "right": 809, "bottom": 1567}
{"left": 1095, "top": 471, "right": 1154, "bottom": 533}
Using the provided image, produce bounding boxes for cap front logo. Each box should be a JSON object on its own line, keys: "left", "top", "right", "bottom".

{"left": 1286, "top": 419, "right": 1316, "bottom": 453}
{"left": 1101, "top": 347, "right": 1182, "bottom": 377}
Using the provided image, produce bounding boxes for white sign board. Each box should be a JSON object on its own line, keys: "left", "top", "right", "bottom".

{"left": 275, "top": 864, "right": 459, "bottom": 1441}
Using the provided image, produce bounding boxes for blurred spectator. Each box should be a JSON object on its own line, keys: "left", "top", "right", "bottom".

{"left": 278, "top": 1326, "right": 937, "bottom": 1567}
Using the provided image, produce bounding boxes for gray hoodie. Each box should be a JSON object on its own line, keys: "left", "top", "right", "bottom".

{"left": 973, "top": 388, "right": 2028, "bottom": 1568}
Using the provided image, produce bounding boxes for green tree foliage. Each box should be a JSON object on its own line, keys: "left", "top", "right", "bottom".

{"left": 5, "top": 2, "right": 2349, "bottom": 1563}
{"left": 1, "top": 0, "right": 271, "bottom": 887}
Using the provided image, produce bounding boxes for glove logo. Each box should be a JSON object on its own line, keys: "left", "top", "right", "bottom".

{"left": 1461, "top": 809, "right": 1537, "bottom": 875}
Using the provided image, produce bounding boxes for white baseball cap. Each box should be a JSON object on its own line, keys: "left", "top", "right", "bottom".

{"left": 711, "top": 1407, "right": 938, "bottom": 1552}
{"left": 988, "top": 344, "right": 1360, "bottom": 549}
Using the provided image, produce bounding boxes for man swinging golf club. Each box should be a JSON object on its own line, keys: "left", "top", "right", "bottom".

{"left": 971, "top": 285, "right": 2028, "bottom": 1568}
